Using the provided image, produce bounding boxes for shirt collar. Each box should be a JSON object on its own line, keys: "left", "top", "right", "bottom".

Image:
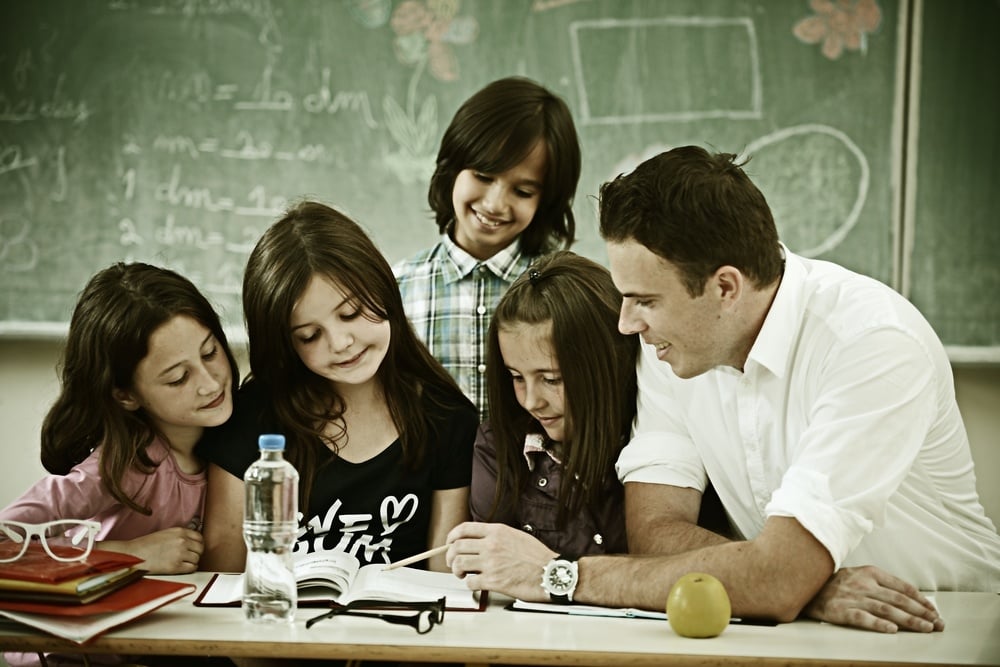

{"left": 746, "top": 244, "right": 802, "bottom": 379}
{"left": 523, "top": 433, "right": 562, "bottom": 471}
{"left": 441, "top": 234, "right": 530, "bottom": 283}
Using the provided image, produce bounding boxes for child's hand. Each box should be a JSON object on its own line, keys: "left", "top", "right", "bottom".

{"left": 99, "top": 527, "right": 204, "bottom": 574}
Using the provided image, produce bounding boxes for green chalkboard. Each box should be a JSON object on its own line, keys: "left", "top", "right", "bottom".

{"left": 2, "top": 0, "right": 904, "bottom": 344}
{"left": 906, "top": 0, "right": 1000, "bottom": 360}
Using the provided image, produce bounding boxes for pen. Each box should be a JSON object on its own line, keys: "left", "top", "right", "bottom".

{"left": 731, "top": 616, "right": 778, "bottom": 627}
{"left": 382, "top": 544, "right": 449, "bottom": 571}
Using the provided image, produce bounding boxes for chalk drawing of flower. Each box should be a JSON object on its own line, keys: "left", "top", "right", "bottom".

{"left": 793, "top": 0, "right": 882, "bottom": 60}
{"left": 382, "top": 1, "right": 478, "bottom": 184}
{"left": 390, "top": 0, "right": 479, "bottom": 82}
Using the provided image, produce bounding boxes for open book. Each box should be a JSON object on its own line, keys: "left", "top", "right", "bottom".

{"left": 195, "top": 549, "right": 484, "bottom": 611}
{"left": 508, "top": 599, "right": 777, "bottom": 626}
{"left": 509, "top": 599, "right": 667, "bottom": 619}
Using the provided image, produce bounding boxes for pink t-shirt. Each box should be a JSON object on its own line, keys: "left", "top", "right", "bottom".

{"left": 0, "top": 436, "right": 206, "bottom": 540}
{"left": 1, "top": 437, "right": 206, "bottom": 667}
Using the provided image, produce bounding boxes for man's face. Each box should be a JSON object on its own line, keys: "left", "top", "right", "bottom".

{"left": 606, "top": 239, "right": 730, "bottom": 379}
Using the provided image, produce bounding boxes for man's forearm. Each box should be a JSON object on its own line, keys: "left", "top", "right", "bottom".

{"left": 576, "top": 518, "right": 833, "bottom": 623}
{"left": 629, "top": 518, "right": 731, "bottom": 555}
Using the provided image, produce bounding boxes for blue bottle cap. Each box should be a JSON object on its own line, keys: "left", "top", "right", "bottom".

{"left": 258, "top": 434, "right": 286, "bottom": 451}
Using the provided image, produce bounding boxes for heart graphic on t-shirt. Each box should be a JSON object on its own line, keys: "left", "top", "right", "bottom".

{"left": 380, "top": 493, "right": 419, "bottom": 535}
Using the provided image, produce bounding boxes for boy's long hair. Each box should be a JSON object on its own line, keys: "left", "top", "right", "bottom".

{"left": 242, "top": 201, "right": 473, "bottom": 510}
{"left": 485, "top": 251, "right": 639, "bottom": 526}
{"left": 428, "top": 76, "right": 581, "bottom": 255}
{"left": 40, "top": 262, "right": 240, "bottom": 514}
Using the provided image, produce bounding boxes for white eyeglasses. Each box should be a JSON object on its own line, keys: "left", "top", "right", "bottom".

{"left": 0, "top": 520, "right": 102, "bottom": 563}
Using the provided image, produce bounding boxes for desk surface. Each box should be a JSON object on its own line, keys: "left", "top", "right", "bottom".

{"left": 0, "top": 573, "right": 998, "bottom": 666}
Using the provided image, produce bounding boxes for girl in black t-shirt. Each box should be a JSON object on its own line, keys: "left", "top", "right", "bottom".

{"left": 199, "top": 201, "right": 477, "bottom": 573}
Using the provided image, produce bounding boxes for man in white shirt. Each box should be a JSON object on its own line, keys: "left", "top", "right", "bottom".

{"left": 446, "top": 146, "right": 1000, "bottom": 632}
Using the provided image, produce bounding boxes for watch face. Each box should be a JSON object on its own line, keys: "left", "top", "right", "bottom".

{"left": 544, "top": 560, "right": 576, "bottom": 593}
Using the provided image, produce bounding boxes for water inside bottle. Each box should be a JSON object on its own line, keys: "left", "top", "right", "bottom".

{"left": 243, "top": 522, "right": 298, "bottom": 623}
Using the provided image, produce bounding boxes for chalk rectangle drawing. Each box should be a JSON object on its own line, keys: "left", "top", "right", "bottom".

{"left": 569, "top": 16, "right": 763, "bottom": 124}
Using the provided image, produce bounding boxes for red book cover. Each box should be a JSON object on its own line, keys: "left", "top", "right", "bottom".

{"left": 0, "top": 543, "right": 142, "bottom": 584}
{"left": 0, "top": 577, "right": 190, "bottom": 616}
{"left": 0, "top": 577, "right": 197, "bottom": 644}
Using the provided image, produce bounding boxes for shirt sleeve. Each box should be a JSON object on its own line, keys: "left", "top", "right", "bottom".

{"left": 428, "top": 395, "right": 477, "bottom": 491}
{"left": 469, "top": 422, "right": 506, "bottom": 522}
{"left": 615, "top": 343, "right": 708, "bottom": 490}
{"left": 765, "top": 327, "right": 938, "bottom": 569}
{"left": 0, "top": 449, "right": 117, "bottom": 526}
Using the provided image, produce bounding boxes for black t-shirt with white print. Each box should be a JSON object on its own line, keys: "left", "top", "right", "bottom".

{"left": 198, "top": 378, "right": 476, "bottom": 567}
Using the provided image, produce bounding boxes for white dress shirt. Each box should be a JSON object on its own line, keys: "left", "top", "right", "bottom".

{"left": 617, "top": 249, "right": 1000, "bottom": 591}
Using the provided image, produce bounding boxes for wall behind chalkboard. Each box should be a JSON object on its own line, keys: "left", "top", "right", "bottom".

{"left": 4, "top": 0, "right": 988, "bottom": 359}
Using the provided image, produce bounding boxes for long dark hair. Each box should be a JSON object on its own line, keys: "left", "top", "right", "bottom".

{"left": 242, "top": 200, "right": 473, "bottom": 509}
{"left": 428, "top": 76, "right": 581, "bottom": 255}
{"left": 40, "top": 262, "right": 239, "bottom": 514}
{"left": 485, "top": 251, "right": 638, "bottom": 526}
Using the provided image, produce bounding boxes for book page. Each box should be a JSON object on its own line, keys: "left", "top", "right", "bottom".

{"left": 345, "top": 565, "right": 480, "bottom": 610}
{"left": 508, "top": 600, "right": 777, "bottom": 626}
{"left": 196, "top": 550, "right": 362, "bottom": 605}
{"left": 510, "top": 599, "right": 666, "bottom": 619}
{"left": 293, "top": 550, "right": 359, "bottom": 602}
{"left": 195, "top": 573, "right": 244, "bottom": 605}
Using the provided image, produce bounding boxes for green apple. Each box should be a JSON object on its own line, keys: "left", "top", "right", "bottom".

{"left": 666, "top": 572, "right": 732, "bottom": 638}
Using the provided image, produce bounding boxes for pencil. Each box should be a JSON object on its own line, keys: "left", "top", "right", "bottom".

{"left": 382, "top": 544, "right": 449, "bottom": 571}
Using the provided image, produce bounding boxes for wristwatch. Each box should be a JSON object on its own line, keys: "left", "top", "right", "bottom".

{"left": 540, "top": 555, "right": 578, "bottom": 604}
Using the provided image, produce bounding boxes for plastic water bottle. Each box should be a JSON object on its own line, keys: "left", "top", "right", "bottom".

{"left": 243, "top": 433, "right": 299, "bottom": 623}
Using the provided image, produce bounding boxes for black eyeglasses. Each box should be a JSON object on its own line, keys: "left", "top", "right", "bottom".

{"left": 306, "top": 596, "right": 446, "bottom": 634}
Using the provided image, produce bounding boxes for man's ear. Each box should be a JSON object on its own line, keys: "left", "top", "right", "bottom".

{"left": 113, "top": 388, "right": 141, "bottom": 411}
{"left": 712, "top": 265, "right": 744, "bottom": 305}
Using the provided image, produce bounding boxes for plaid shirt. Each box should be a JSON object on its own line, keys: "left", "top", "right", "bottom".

{"left": 394, "top": 235, "right": 534, "bottom": 421}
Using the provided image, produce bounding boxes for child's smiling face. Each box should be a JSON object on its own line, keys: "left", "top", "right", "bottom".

{"left": 117, "top": 314, "right": 233, "bottom": 449}
{"left": 450, "top": 140, "right": 547, "bottom": 261}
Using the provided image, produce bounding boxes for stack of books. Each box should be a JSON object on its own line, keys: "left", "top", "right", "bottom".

{"left": 0, "top": 543, "right": 147, "bottom": 604}
{"left": 0, "top": 543, "right": 196, "bottom": 644}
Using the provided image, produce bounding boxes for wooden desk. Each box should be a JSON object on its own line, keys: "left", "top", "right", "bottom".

{"left": 1, "top": 573, "right": 998, "bottom": 666}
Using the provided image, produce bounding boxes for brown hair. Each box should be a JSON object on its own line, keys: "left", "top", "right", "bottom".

{"left": 41, "top": 262, "right": 239, "bottom": 514}
{"left": 599, "top": 145, "right": 784, "bottom": 296}
{"left": 242, "top": 201, "right": 473, "bottom": 509}
{"left": 428, "top": 76, "right": 581, "bottom": 255}
{"left": 484, "top": 251, "right": 638, "bottom": 526}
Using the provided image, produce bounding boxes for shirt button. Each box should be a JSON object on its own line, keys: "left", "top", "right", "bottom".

{"left": 477, "top": 364, "right": 486, "bottom": 373}
{"left": 537, "top": 478, "right": 548, "bottom": 487}
{"left": 593, "top": 534, "right": 603, "bottom": 545}
{"left": 478, "top": 265, "right": 488, "bottom": 273}
{"left": 522, "top": 524, "right": 534, "bottom": 533}
{"left": 476, "top": 305, "right": 486, "bottom": 315}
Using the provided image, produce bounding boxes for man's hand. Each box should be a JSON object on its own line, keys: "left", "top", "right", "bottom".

{"left": 445, "top": 522, "right": 557, "bottom": 601}
{"left": 804, "top": 565, "right": 944, "bottom": 633}
{"left": 100, "top": 527, "right": 204, "bottom": 574}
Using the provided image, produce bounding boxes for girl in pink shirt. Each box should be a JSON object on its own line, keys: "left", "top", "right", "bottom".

{"left": 1, "top": 262, "right": 238, "bottom": 574}
{"left": 1, "top": 262, "right": 239, "bottom": 667}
